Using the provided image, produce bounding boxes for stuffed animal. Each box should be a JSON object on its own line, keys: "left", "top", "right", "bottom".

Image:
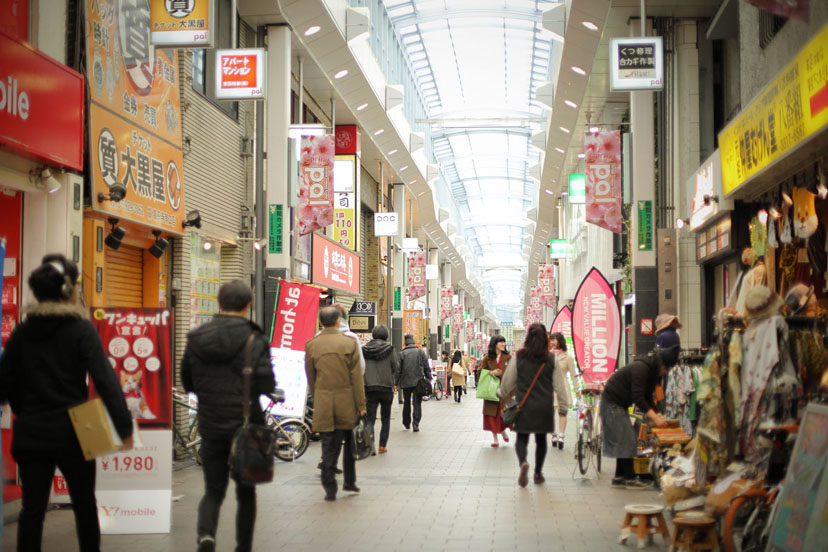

{"left": 793, "top": 186, "right": 818, "bottom": 239}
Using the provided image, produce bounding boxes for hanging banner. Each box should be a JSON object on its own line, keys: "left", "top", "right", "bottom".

{"left": 440, "top": 286, "right": 453, "bottom": 320}
{"left": 90, "top": 308, "right": 173, "bottom": 428}
{"left": 453, "top": 305, "right": 463, "bottom": 333}
{"left": 572, "top": 268, "right": 621, "bottom": 384}
{"left": 404, "top": 310, "right": 422, "bottom": 345}
{"left": 85, "top": 0, "right": 186, "bottom": 234}
{"left": 298, "top": 135, "right": 335, "bottom": 235}
{"left": 538, "top": 264, "right": 556, "bottom": 309}
{"left": 465, "top": 320, "right": 474, "bottom": 342}
{"left": 407, "top": 249, "right": 426, "bottom": 300}
{"left": 584, "top": 130, "right": 623, "bottom": 234}
{"left": 149, "top": 0, "right": 215, "bottom": 47}
{"left": 550, "top": 306, "right": 572, "bottom": 339}
{"left": 744, "top": 0, "right": 809, "bottom": 23}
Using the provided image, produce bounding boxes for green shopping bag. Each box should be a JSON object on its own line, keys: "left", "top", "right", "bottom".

{"left": 475, "top": 369, "right": 500, "bottom": 401}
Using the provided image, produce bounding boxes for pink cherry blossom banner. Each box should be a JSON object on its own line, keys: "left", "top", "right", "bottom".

{"left": 453, "top": 305, "right": 463, "bottom": 332}
{"left": 465, "top": 320, "right": 474, "bottom": 342}
{"left": 538, "top": 263, "right": 556, "bottom": 309}
{"left": 550, "top": 306, "right": 572, "bottom": 339}
{"left": 572, "top": 268, "right": 621, "bottom": 384}
{"left": 584, "top": 130, "right": 623, "bottom": 234}
{"left": 407, "top": 250, "right": 426, "bottom": 300}
{"left": 298, "top": 135, "right": 335, "bottom": 234}
{"left": 440, "top": 286, "right": 453, "bottom": 320}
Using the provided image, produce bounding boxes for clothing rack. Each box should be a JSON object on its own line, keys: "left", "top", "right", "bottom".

{"left": 786, "top": 315, "right": 827, "bottom": 331}
{"left": 679, "top": 348, "right": 708, "bottom": 364}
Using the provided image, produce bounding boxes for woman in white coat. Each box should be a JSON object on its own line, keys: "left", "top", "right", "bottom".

{"left": 549, "top": 332, "right": 578, "bottom": 449}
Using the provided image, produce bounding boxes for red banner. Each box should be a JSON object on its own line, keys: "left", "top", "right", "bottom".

{"left": 572, "top": 268, "right": 620, "bottom": 384}
{"left": 550, "top": 305, "right": 572, "bottom": 339}
{"left": 298, "top": 134, "right": 335, "bottom": 235}
{"left": 744, "top": 0, "right": 809, "bottom": 23}
{"left": 407, "top": 250, "right": 426, "bottom": 300}
{"left": 311, "top": 233, "right": 360, "bottom": 294}
{"left": 90, "top": 307, "right": 172, "bottom": 428}
{"left": 584, "top": 130, "right": 623, "bottom": 234}
{"left": 270, "top": 281, "right": 321, "bottom": 352}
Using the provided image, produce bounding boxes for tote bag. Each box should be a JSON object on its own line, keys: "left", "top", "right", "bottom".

{"left": 475, "top": 369, "right": 500, "bottom": 401}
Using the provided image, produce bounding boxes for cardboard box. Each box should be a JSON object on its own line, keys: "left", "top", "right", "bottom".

{"left": 69, "top": 398, "right": 123, "bottom": 460}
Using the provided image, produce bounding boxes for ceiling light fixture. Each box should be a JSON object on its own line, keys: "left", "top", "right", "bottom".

{"left": 545, "top": 189, "right": 554, "bottom": 195}
{"left": 334, "top": 69, "right": 349, "bottom": 79}
{"left": 571, "top": 66, "right": 586, "bottom": 75}
{"left": 555, "top": 147, "right": 565, "bottom": 154}
{"left": 577, "top": 153, "right": 585, "bottom": 159}
{"left": 304, "top": 25, "right": 321, "bottom": 36}
{"left": 400, "top": 166, "right": 409, "bottom": 171}
{"left": 388, "top": 149, "right": 397, "bottom": 155}
{"left": 582, "top": 21, "right": 598, "bottom": 31}
{"left": 589, "top": 125, "right": 600, "bottom": 134}
{"left": 374, "top": 129, "right": 384, "bottom": 136}
{"left": 356, "top": 103, "right": 368, "bottom": 111}
{"left": 564, "top": 100, "right": 577, "bottom": 109}
{"left": 560, "top": 127, "right": 570, "bottom": 134}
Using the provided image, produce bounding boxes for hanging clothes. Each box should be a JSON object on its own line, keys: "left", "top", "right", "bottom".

{"left": 788, "top": 321, "right": 828, "bottom": 396}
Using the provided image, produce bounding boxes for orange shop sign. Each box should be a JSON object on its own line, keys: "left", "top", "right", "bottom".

{"left": 85, "top": 0, "right": 186, "bottom": 234}
{"left": 149, "top": 0, "right": 214, "bottom": 47}
{"left": 215, "top": 49, "right": 265, "bottom": 100}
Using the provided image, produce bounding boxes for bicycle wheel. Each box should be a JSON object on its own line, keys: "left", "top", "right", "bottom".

{"left": 435, "top": 381, "right": 444, "bottom": 401}
{"left": 577, "top": 411, "right": 593, "bottom": 475}
{"left": 274, "top": 420, "right": 310, "bottom": 462}
{"left": 188, "top": 420, "right": 202, "bottom": 465}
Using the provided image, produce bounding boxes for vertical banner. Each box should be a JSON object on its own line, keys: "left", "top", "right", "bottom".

{"left": 404, "top": 310, "right": 422, "bottom": 345}
{"left": 333, "top": 192, "right": 356, "bottom": 249}
{"left": 572, "top": 268, "right": 621, "bottom": 384}
{"left": 333, "top": 154, "right": 358, "bottom": 250}
{"left": 465, "top": 320, "right": 474, "bottom": 342}
{"left": 298, "top": 135, "right": 335, "bottom": 235}
{"left": 584, "top": 130, "right": 623, "bottom": 234}
{"left": 407, "top": 250, "right": 426, "bottom": 300}
{"left": 440, "top": 286, "right": 453, "bottom": 320}
{"left": 538, "top": 263, "right": 556, "bottom": 309}
{"left": 453, "top": 305, "right": 463, "bottom": 333}
{"left": 269, "top": 281, "right": 321, "bottom": 418}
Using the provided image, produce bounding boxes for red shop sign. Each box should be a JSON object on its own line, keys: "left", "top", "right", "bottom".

{"left": 270, "top": 280, "right": 321, "bottom": 352}
{"left": 312, "top": 232, "right": 361, "bottom": 294}
{"left": 0, "top": 30, "right": 84, "bottom": 171}
{"left": 335, "top": 125, "right": 361, "bottom": 155}
{"left": 90, "top": 307, "right": 173, "bottom": 429}
{"left": 572, "top": 268, "right": 621, "bottom": 385}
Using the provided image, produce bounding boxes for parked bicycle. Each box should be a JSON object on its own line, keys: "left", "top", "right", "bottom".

{"left": 172, "top": 388, "right": 202, "bottom": 464}
{"left": 421, "top": 377, "right": 444, "bottom": 401}
{"left": 575, "top": 374, "right": 604, "bottom": 475}
{"left": 262, "top": 388, "right": 312, "bottom": 462}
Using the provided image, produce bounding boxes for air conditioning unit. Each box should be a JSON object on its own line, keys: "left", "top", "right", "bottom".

{"left": 240, "top": 137, "right": 254, "bottom": 157}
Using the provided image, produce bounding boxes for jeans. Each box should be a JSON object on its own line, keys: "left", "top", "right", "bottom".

{"left": 320, "top": 430, "right": 356, "bottom": 495}
{"left": 14, "top": 445, "right": 98, "bottom": 552}
{"left": 454, "top": 385, "right": 463, "bottom": 402}
{"left": 515, "top": 433, "right": 548, "bottom": 474}
{"left": 197, "top": 437, "right": 256, "bottom": 552}
{"left": 401, "top": 387, "right": 422, "bottom": 428}
{"left": 365, "top": 389, "right": 394, "bottom": 447}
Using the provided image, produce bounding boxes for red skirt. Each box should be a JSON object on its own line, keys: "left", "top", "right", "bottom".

{"left": 483, "top": 402, "right": 507, "bottom": 433}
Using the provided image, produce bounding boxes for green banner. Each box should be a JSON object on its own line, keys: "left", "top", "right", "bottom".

{"left": 268, "top": 204, "right": 283, "bottom": 254}
{"left": 549, "top": 238, "right": 568, "bottom": 258}
{"left": 637, "top": 200, "right": 653, "bottom": 251}
{"left": 393, "top": 286, "right": 401, "bottom": 311}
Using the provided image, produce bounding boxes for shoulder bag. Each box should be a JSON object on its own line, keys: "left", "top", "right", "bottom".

{"left": 451, "top": 362, "right": 466, "bottom": 377}
{"left": 229, "top": 335, "right": 277, "bottom": 485}
{"left": 351, "top": 371, "right": 373, "bottom": 461}
{"left": 501, "top": 362, "right": 546, "bottom": 426}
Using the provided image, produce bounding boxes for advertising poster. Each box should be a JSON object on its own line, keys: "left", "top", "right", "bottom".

{"left": 572, "top": 268, "right": 621, "bottom": 384}
{"left": 550, "top": 306, "right": 572, "bottom": 339}
{"left": 268, "top": 281, "right": 321, "bottom": 418}
{"left": 404, "top": 310, "right": 423, "bottom": 345}
{"left": 298, "top": 135, "right": 335, "bottom": 235}
{"left": 465, "top": 320, "right": 474, "bottom": 342}
{"left": 584, "top": 130, "right": 623, "bottom": 234}
{"left": 149, "top": 0, "right": 214, "bottom": 47}
{"left": 189, "top": 235, "right": 220, "bottom": 329}
{"left": 85, "top": 0, "right": 186, "bottom": 234}
{"left": 407, "top": 249, "right": 426, "bottom": 300}
{"left": 90, "top": 307, "right": 173, "bottom": 427}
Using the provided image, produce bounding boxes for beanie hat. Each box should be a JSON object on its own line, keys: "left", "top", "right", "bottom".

{"left": 655, "top": 328, "right": 681, "bottom": 367}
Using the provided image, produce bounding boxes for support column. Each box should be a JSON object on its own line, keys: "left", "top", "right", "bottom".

{"left": 428, "top": 246, "right": 439, "bottom": 359}
{"left": 391, "top": 183, "right": 405, "bottom": 350}
{"left": 439, "top": 261, "right": 452, "bottom": 355}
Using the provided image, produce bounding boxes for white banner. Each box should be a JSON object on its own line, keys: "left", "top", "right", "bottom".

{"left": 262, "top": 348, "right": 308, "bottom": 418}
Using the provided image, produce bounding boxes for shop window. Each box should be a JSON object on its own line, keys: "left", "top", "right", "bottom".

{"left": 191, "top": 0, "right": 238, "bottom": 120}
{"left": 758, "top": 11, "right": 787, "bottom": 50}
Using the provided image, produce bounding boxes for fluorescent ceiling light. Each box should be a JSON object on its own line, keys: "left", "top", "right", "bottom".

{"left": 564, "top": 100, "right": 577, "bottom": 108}
{"left": 589, "top": 125, "right": 600, "bottom": 133}
{"left": 388, "top": 149, "right": 397, "bottom": 155}
{"left": 399, "top": 166, "right": 409, "bottom": 171}
{"left": 334, "top": 69, "right": 349, "bottom": 79}
{"left": 374, "top": 129, "right": 384, "bottom": 136}
{"left": 356, "top": 103, "right": 368, "bottom": 111}
{"left": 560, "top": 127, "right": 570, "bottom": 134}
{"left": 582, "top": 21, "right": 598, "bottom": 31}
{"left": 555, "top": 147, "right": 564, "bottom": 154}
{"left": 571, "top": 66, "right": 586, "bottom": 76}
{"left": 304, "top": 25, "right": 321, "bottom": 36}
{"left": 545, "top": 189, "right": 554, "bottom": 195}
{"left": 577, "top": 153, "right": 585, "bottom": 158}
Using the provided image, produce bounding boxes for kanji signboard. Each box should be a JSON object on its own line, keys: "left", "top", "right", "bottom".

{"left": 149, "top": 0, "right": 214, "bottom": 47}
{"left": 214, "top": 48, "right": 266, "bottom": 100}
{"left": 609, "top": 37, "right": 664, "bottom": 91}
{"left": 268, "top": 204, "right": 283, "bottom": 254}
{"left": 311, "top": 232, "right": 360, "bottom": 295}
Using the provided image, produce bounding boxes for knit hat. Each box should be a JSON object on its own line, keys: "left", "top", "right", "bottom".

{"left": 655, "top": 328, "right": 681, "bottom": 367}
{"left": 655, "top": 314, "right": 682, "bottom": 335}
{"left": 404, "top": 334, "right": 415, "bottom": 346}
{"left": 785, "top": 284, "right": 814, "bottom": 315}
{"left": 744, "top": 286, "right": 783, "bottom": 320}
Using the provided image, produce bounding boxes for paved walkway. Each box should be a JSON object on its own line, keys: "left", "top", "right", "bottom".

{"left": 3, "top": 390, "right": 669, "bottom": 551}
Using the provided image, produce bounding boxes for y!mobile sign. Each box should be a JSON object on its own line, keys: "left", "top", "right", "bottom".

{"left": 214, "top": 48, "right": 265, "bottom": 100}
{"left": 572, "top": 268, "right": 621, "bottom": 384}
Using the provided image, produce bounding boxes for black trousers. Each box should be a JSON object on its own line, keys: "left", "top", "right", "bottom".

{"left": 197, "top": 437, "right": 256, "bottom": 552}
{"left": 454, "top": 385, "right": 463, "bottom": 402}
{"left": 14, "top": 445, "right": 98, "bottom": 552}
{"left": 401, "top": 387, "right": 422, "bottom": 428}
{"left": 319, "top": 430, "right": 356, "bottom": 495}
{"left": 515, "top": 433, "right": 548, "bottom": 474}
{"left": 365, "top": 389, "right": 394, "bottom": 448}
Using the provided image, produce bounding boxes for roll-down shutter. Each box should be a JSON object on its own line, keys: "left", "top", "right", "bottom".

{"left": 104, "top": 245, "right": 144, "bottom": 307}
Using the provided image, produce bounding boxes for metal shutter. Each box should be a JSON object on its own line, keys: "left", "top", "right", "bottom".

{"left": 104, "top": 245, "right": 144, "bottom": 307}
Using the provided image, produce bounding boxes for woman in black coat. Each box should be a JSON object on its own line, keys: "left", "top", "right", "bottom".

{"left": 0, "top": 255, "right": 134, "bottom": 552}
{"left": 499, "top": 323, "right": 558, "bottom": 487}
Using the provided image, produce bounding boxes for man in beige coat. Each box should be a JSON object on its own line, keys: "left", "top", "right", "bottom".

{"left": 305, "top": 306, "right": 367, "bottom": 501}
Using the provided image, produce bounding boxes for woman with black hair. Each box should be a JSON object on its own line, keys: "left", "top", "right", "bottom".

{"left": 476, "top": 335, "right": 511, "bottom": 447}
{"left": 0, "top": 254, "right": 133, "bottom": 551}
{"left": 450, "top": 350, "right": 467, "bottom": 402}
{"left": 499, "top": 323, "right": 558, "bottom": 487}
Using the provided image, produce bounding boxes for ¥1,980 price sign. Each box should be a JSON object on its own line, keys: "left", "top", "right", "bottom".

{"left": 101, "top": 454, "right": 157, "bottom": 472}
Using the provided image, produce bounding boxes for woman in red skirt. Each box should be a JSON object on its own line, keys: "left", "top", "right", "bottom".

{"left": 477, "top": 335, "right": 511, "bottom": 447}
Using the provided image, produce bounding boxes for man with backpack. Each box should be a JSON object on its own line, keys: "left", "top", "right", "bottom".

{"left": 397, "top": 335, "right": 431, "bottom": 431}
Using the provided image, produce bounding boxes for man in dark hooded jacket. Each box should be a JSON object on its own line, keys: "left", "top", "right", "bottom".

{"left": 361, "top": 325, "right": 400, "bottom": 454}
{"left": 398, "top": 334, "right": 431, "bottom": 431}
{"left": 181, "top": 280, "right": 275, "bottom": 552}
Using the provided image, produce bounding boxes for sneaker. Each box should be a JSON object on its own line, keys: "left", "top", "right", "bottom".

{"left": 413, "top": 424, "right": 419, "bottom": 432}
{"left": 557, "top": 437, "right": 564, "bottom": 450}
{"left": 197, "top": 536, "right": 216, "bottom": 552}
{"left": 518, "top": 462, "right": 530, "bottom": 488}
{"left": 324, "top": 492, "right": 336, "bottom": 502}
{"left": 378, "top": 446, "right": 388, "bottom": 454}
{"left": 551, "top": 434, "right": 559, "bottom": 446}
{"left": 611, "top": 477, "right": 626, "bottom": 487}
{"left": 533, "top": 472, "right": 545, "bottom": 484}
{"left": 625, "top": 478, "right": 654, "bottom": 490}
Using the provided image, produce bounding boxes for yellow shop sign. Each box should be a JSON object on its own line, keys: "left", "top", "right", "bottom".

{"left": 720, "top": 22, "right": 828, "bottom": 196}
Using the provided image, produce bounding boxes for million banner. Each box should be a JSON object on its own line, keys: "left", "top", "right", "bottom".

{"left": 720, "top": 22, "right": 828, "bottom": 196}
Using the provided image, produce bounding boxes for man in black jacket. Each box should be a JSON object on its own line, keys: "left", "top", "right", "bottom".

{"left": 182, "top": 280, "right": 275, "bottom": 552}
{"left": 362, "top": 325, "right": 400, "bottom": 453}
{"left": 397, "top": 334, "right": 431, "bottom": 431}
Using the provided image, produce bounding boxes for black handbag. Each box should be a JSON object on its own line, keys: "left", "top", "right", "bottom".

{"left": 416, "top": 377, "right": 432, "bottom": 398}
{"left": 229, "top": 335, "right": 277, "bottom": 486}
{"left": 351, "top": 415, "right": 373, "bottom": 461}
{"left": 501, "top": 362, "right": 545, "bottom": 426}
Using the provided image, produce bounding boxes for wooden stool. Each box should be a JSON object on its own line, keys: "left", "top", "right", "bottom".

{"left": 669, "top": 512, "right": 720, "bottom": 552}
{"left": 620, "top": 504, "right": 671, "bottom": 549}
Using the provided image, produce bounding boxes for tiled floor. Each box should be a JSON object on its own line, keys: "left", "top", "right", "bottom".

{"left": 3, "top": 390, "right": 669, "bottom": 551}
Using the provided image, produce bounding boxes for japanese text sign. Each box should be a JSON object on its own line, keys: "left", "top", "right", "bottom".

{"left": 85, "top": 0, "right": 186, "bottom": 234}
{"left": 0, "top": 30, "right": 84, "bottom": 171}
{"left": 333, "top": 192, "right": 356, "bottom": 250}
{"left": 584, "top": 130, "right": 623, "bottom": 234}
{"left": 268, "top": 204, "right": 283, "bottom": 254}
{"left": 610, "top": 37, "right": 664, "bottom": 91}
{"left": 404, "top": 310, "right": 422, "bottom": 345}
{"left": 719, "top": 22, "right": 828, "bottom": 196}
{"left": 215, "top": 48, "right": 266, "bottom": 100}
{"left": 149, "top": 0, "right": 214, "bottom": 47}
{"left": 311, "top": 233, "right": 360, "bottom": 295}
{"left": 298, "top": 135, "right": 335, "bottom": 234}
{"left": 407, "top": 249, "right": 426, "bottom": 300}
{"left": 91, "top": 307, "right": 172, "bottom": 428}
{"left": 637, "top": 200, "right": 653, "bottom": 251}
{"left": 572, "top": 268, "right": 621, "bottom": 385}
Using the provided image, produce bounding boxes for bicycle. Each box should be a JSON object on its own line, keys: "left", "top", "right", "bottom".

{"left": 575, "top": 376, "right": 604, "bottom": 475}
{"left": 172, "top": 388, "right": 202, "bottom": 464}
{"left": 262, "top": 389, "right": 311, "bottom": 462}
{"left": 421, "top": 377, "right": 444, "bottom": 401}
